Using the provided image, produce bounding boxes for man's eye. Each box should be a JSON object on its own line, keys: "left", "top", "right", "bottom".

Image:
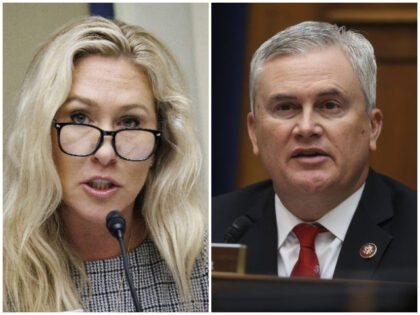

{"left": 271, "top": 103, "right": 300, "bottom": 118}
{"left": 70, "top": 112, "right": 87, "bottom": 124}
{"left": 324, "top": 102, "right": 339, "bottom": 110}
{"left": 318, "top": 101, "right": 344, "bottom": 117}
{"left": 121, "top": 117, "right": 140, "bottom": 128}
{"left": 276, "top": 104, "right": 293, "bottom": 111}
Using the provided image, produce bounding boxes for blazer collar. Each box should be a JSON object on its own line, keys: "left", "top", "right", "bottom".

{"left": 241, "top": 182, "right": 278, "bottom": 275}
{"left": 333, "top": 169, "right": 394, "bottom": 279}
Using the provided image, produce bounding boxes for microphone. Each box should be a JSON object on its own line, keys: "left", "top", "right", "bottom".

{"left": 106, "top": 210, "right": 142, "bottom": 312}
{"left": 224, "top": 215, "right": 254, "bottom": 243}
{"left": 106, "top": 210, "right": 126, "bottom": 239}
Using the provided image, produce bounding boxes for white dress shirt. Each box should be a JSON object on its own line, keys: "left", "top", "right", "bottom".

{"left": 275, "top": 184, "right": 365, "bottom": 279}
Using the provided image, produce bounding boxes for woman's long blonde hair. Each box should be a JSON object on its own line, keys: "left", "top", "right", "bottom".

{"left": 4, "top": 16, "right": 205, "bottom": 311}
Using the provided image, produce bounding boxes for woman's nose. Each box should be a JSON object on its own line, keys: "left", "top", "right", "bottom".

{"left": 91, "top": 133, "right": 118, "bottom": 165}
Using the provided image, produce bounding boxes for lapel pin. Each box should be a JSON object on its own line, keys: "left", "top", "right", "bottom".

{"left": 360, "top": 242, "right": 377, "bottom": 259}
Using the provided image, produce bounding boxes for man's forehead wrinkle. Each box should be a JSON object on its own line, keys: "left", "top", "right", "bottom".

{"left": 264, "top": 80, "right": 347, "bottom": 102}
{"left": 260, "top": 66, "right": 353, "bottom": 102}
{"left": 267, "top": 88, "right": 345, "bottom": 102}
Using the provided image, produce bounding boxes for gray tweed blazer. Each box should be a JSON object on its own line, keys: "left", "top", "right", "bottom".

{"left": 71, "top": 235, "right": 209, "bottom": 312}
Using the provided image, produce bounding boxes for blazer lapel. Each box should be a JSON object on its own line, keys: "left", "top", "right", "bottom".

{"left": 334, "top": 170, "right": 393, "bottom": 280}
{"left": 240, "top": 184, "right": 278, "bottom": 275}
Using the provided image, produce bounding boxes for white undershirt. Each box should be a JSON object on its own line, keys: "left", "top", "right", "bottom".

{"left": 275, "top": 184, "right": 364, "bottom": 279}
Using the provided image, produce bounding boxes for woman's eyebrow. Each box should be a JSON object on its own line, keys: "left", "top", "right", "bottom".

{"left": 119, "top": 103, "right": 151, "bottom": 114}
{"left": 64, "top": 95, "right": 97, "bottom": 107}
{"left": 64, "top": 96, "right": 152, "bottom": 114}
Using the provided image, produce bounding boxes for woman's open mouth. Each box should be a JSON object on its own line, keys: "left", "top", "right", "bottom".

{"left": 87, "top": 179, "right": 116, "bottom": 190}
{"left": 82, "top": 178, "right": 120, "bottom": 198}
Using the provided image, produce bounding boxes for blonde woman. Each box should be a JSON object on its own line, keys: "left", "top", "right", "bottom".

{"left": 4, "top": 16, "right": 208, "bottom": 312}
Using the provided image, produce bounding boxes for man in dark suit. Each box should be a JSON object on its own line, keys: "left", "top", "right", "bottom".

{"left": 213, "top": 21, "right": 416, "bottom": 283}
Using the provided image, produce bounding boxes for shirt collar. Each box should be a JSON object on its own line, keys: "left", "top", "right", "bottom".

{"left": 275, "top": 184, "right": 365, "bottom": 249}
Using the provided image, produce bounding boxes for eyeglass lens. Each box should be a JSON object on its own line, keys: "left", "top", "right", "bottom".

{"left": 59, "top": 124, "right": 155, "bottom": 160}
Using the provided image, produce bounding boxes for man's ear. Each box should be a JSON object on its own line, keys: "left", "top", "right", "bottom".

{"left": 247, "top": 112, "right": 260, "bottom": 156}
{"left": 369, "top": 108, "right": 383, "bottom": 151}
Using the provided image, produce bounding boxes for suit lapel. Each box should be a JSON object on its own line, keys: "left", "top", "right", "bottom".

{"left": 240, "top": 184, "right": 278, "bottom": 275}
{"left": 334, "top": 170, "right": 393, "bottom": 279}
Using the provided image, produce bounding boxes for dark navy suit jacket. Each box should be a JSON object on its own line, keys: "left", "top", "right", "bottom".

{"left": 212, "top": 169, "right": 417, "bottom": 283}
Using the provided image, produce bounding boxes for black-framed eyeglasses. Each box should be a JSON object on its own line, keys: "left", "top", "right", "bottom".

{"left": 52, "top": 120, "right": 161, "bottom": 161}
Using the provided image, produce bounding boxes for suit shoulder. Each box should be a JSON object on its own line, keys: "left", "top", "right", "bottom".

{"left": 213, "top": 180, "right": 273, "bottom": 210}
{"left": 212, "top": 180, "right": 273, "bottom": 241}
{"left": 375, "top": 172, "right": 416, "bottom": 206}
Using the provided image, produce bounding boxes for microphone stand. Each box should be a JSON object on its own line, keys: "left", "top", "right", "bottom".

{"left": 107, "top": 211, "right": 142, "bottom": 312}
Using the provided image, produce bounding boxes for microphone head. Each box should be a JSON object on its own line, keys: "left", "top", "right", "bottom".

{"left": 224, "top": 215, "right": 254, "bottom": 243}
{"left": 106, "top": 210, "right": 126, "bottom": 239}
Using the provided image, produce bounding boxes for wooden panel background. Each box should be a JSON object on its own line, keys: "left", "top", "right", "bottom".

{"left": 237, "top": 3, "right": 417, "bottom": 190}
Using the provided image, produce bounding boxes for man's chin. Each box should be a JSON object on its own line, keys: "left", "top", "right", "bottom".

{"left": 288, "top": 171, "right": 335, "bottom": 194}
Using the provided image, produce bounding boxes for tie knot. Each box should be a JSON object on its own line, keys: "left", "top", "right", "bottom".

{"left": 293, "top": 223, "right": 327, "bottom": 249}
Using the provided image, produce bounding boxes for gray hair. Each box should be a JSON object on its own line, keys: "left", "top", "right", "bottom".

{"left": 250, "top": 21, "right": 377, "bottom": 114}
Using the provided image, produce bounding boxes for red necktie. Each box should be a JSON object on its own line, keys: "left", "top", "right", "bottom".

{"left": 291, "top": 223, "right": 327, "bottom": 278}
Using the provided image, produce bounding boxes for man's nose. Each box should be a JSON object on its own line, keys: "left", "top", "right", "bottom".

{"left": 293, "top": 108, "right": 322, "bottom": 139}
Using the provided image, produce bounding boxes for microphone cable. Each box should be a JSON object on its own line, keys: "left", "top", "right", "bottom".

{"left": 106, "top": 210, "right": 142, "bottom": 312}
